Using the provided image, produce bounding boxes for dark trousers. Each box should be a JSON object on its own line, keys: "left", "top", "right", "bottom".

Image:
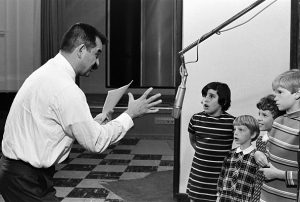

{"left": 0, "top": 156, "right": 59, "bottom": 202}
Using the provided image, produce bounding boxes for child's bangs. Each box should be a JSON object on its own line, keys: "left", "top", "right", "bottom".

{"left": 272, "top": 76, "right": 293, "bottom": 92}
{"left": 272, "top": 70, "right": 300, "bottom": 93}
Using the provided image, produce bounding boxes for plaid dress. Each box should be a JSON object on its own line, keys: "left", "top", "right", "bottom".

{"left": 251, "top": 134, "right": 268, "bottom": 201}
{"left": 217, "top": 146, "right": 259, "bottom": 202}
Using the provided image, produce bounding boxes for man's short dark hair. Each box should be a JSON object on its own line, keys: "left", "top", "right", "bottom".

{"left": 60, "top": 23, "right": 108, "bottom": 53}
{"left": 202, "top": 82, "right": 231, "bottom": 111}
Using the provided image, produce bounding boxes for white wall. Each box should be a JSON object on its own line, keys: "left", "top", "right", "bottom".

{"left": 0, "top": 0, "right": 41, "bottom": 91}
{"left": 179, "top": 0, "right": 290, "bottom": 193}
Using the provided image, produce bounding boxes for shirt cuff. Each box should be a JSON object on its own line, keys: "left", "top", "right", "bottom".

{"left": 115, "top": 112, "right": 134, "bottom": 131}
{"left": 285, "top": 171, "right": 296, "bottom": 186}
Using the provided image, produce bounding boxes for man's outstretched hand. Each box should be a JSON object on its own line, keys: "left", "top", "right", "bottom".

{"left": 125, "top": 87, "right": 162, "bottom": 119}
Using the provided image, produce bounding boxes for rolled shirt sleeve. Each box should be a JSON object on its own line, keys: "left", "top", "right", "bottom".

{"left": 69, "top": 113, "right": 133, "bottom": 153}
{"left": 57, "top": 84, "right": 134, "bottom": 154}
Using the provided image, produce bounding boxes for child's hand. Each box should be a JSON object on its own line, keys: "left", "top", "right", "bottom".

{"left": 254, "top": 151, "right": 269, "bottom": 167}
{"left": 259, "top": 163, "right": 285, "bottom": 180}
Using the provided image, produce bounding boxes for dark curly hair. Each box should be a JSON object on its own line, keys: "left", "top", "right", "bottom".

{"left": 256, "top": 94, "right": 284, "bottom": 119}
{"left": 201, "top": 82, "right": 231, "bottom": 111}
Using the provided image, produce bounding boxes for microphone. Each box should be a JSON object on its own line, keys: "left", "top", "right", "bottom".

{"left": 172, "top": 82, "right": 186, "bottom": 119}
{"left": 172, "top": 58, "right": 188, "bottom": 119}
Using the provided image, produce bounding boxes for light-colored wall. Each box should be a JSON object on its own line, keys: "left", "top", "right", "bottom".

{"left": 0, "top": 0, "right": 174, "bottom": 96}
{"left": 0, "top": 0, "right": 41, "bottom": 91}
{"left": 179, "top": 0, "right": 290, "bottom": 193}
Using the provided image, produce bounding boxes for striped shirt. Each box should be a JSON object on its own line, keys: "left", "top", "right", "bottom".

{"left": 260, "top": 111, "right": 299, "bottom": 202}
{"left": 187, "top": 111, "right": 235, "bottom": 201}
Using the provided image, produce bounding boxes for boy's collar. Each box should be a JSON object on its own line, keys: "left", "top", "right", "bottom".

{"left": 236, "top": 145, "right": 255, "bottom": 155}
{"left": 285, "top": 110, "right": 300, "bottom": 119}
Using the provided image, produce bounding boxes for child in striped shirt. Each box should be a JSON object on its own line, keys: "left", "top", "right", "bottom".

{"left": 254, "top": 69, "right": 300, "bottom": 202}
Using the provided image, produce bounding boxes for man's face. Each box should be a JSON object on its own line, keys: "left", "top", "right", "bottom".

{"left": 79, "top": 37, "right": 103, "bottom": 77}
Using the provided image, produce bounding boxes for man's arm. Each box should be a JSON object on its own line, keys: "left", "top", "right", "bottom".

{"left": 61, "top": 87, "right": 161, "bottom": 153}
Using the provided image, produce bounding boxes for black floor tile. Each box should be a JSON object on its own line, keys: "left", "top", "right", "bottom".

{"left": 133, "top": 154, "right": 162, "bottom": 160}
{"left": 67, "top": 187, "right": 109, "bottom": 198}
{"left": 77, "top": 153, "right": 107, "bottom": 159}
{"left": 99, "top": 159, "right": 131, "bottom": 165}
{"left": 125, "top": 165, "right": 158, "bottom": 172}
{"left": 109, "top": 149, "right": 131, "bottom": 154}
{"left": 160, "top": 160, "right": 174, "bottom": 166}
{"left": 53, "top": 178, "right": 82, "bottom": 187}
{"left": 118, "top": 138, "right": 139, "bottom": 145}
{"left": 61, "top": 164, "right": 97, "bottom": 171}
{"left": 85, "top": 171, "right": 123, "bottom": 179}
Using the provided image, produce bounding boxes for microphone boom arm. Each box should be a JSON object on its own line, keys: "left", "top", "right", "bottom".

{"left": 178, "top": 0, "right": 266, "bottom": 56}
{"left": 173, "top": 0, "right": 266, "bottom": 119}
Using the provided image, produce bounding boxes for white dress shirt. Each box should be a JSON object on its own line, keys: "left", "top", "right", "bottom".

{"left": 2, "top": 53, "right": 133, "bottom": 168}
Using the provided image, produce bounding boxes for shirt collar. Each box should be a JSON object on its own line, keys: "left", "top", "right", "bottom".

{"left": 285, "top": 110, "right": 300, "bottom": 120}
{"left": 54, "top": 52, "right": 76, "bottom": 81}
{"left": 236, "top": 145, "right": 255, "bottom": 155}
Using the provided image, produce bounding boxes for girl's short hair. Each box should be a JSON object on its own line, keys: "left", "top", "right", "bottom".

{"left": 233, "top": 115, "right": 260, "bottom": 141}
{"left": 256, "top": 94, "right": 284, "bottom": 119}
{"left": 202, "top": 82, "right": 231, "bottom": 111}
{"left": 272, "top": 69, "right": 300, "bottom": 94}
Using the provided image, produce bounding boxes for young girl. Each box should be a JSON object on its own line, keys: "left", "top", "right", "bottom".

{"left": 251, "top": 94, "right": 284, "bottom": 201}
{"left": 217, "top": 115, "right": 260, "bottom": 202}
{"left": 187, "top": 82, "right": 235, "bottom": 202}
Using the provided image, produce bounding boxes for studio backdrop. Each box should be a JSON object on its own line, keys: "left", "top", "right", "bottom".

{"left": 177, "top": 0, "right": 291, "bottom": 194}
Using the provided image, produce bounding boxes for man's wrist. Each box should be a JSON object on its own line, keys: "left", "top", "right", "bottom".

{"left": 124, "top": 110, "right": 134, "bottom": 119}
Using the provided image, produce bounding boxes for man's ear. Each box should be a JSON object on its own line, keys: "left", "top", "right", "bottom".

{"left": 76, "top": 44, "right": 85, "bottom": 58}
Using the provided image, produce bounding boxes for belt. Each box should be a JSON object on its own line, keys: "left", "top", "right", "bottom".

{"left": 0, "top": 155, "right": 55, "bottom": 177}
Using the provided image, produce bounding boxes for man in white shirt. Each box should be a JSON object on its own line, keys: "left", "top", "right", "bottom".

{"left": 0, "top": 23, "right": 162, "bottom": 201}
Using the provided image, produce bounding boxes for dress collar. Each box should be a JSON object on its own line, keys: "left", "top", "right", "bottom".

{"left": 236, "top": 145, "right": 255, "bottom": 155}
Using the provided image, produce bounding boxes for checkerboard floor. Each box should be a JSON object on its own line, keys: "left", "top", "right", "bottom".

{"left": 0, "top": 137, "right": 174, "bottom": 202}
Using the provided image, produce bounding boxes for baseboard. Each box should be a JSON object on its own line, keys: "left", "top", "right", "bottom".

{"left": 125, "top": 133, "right": 174, "bottom": 140}
{"left": 174, "top": 193, "right": 189, "bottom": 202}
